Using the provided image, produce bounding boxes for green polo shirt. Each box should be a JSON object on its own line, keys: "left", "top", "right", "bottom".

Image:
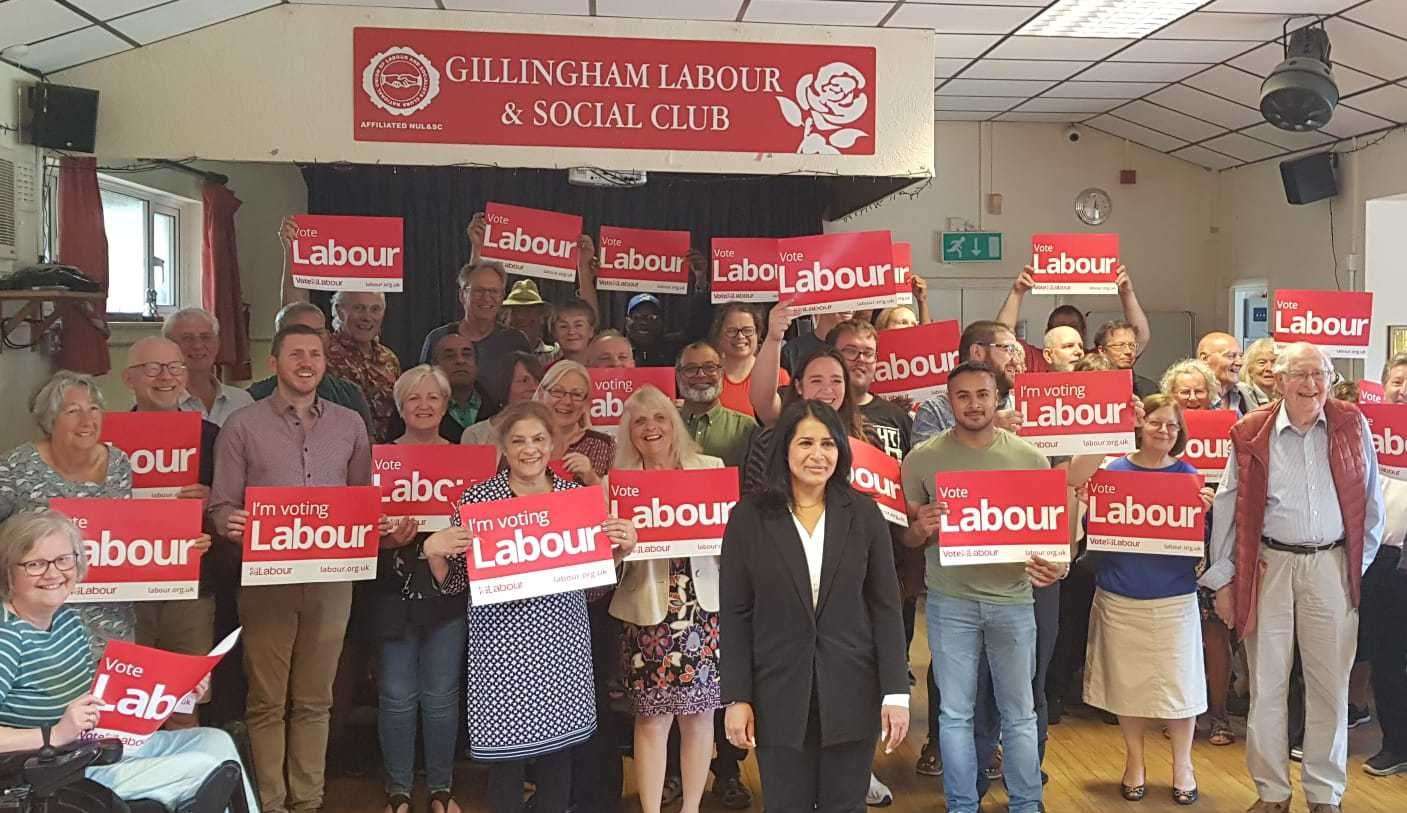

{"left": 682, "top": 403, "right": 757, "bottom": 469}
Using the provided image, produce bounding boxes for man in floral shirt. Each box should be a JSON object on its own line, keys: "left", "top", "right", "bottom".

{"left": 327, "top": 290, "right": 401, "bottom": 442}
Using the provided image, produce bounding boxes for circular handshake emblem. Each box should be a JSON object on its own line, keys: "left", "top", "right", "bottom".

{"left": 363, "top": 46, "right": 441, "bottom": 116}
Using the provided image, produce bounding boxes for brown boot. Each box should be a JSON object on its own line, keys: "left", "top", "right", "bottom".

{"left": 1246, "top": 802, "right": 1291, "bottom": 813}
{"left": 1308, "top": 805, "right": 1342, "bottom": 813}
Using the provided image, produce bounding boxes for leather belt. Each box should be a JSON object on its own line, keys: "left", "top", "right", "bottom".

{"left": 1261, "top": 536, "right": 1345, "bottom": 554}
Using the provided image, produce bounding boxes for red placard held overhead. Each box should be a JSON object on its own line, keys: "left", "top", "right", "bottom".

{"left": 778, "top": 231, "right": 899, "bottom": 316}
{"left": 241, "top": 486, "right": 381, "bottom": 586}
{"left": 710, "top": 238, "right": 782, "bottom": 304}
{"left": 1029, "top": 233, "right": 1120, "bottom": 294}
{"left": 286, "top": 215, "right": 404, "bottom": 292}
{"left": 1085, "top": 469, "right": 1206, "bottom": 557}
{"left": 1360, "top": 381, "right": 1386, "bottom": 404}
{"left": 1179, "top": 409, "right": 1238, "bottom": 483}
{"left": 374, "top": 444, "right": 499, "bottom": 531}
{"left": 479, "top": 202, "right": 582, "bottom": 282}
{"left": 892, "top": 242, "right": 914, "bottom": 306}
{"left": 459, "top": 484, "right": 615, "bottom": 605}
{"left": 849, "top": 439, "right": 907, "bottom": 527}
{"left": 596, "top": 226, "right": 691, "bottom": 295}
{"left": 589, "top": 369, "right": 677, "bottom": 428}
{"left": 935, "top": 469, "right": 1069, "bottom": 565}
{"left": 1362, "top": 403, "right": 1407, "bottom": 480}
{"left": 51, "top": 498, "right": 204, "bottom": 602}
{"left": 1014, "top": 370, "right": 1136, "bottom": 456}
{"left": 100, "top": 411, "right": 201, "bottom": 499}
{"left": 1272, "top": 289, "right": 1373, "bottom": 358}
{"left": 87, "top": 630, "right": 240, "bottom": 749}
{"left": 870, "top": 320, "right": 961, "bottom": 402}
{"left": 610, "top": 468, "right": 739, "bottom": 560}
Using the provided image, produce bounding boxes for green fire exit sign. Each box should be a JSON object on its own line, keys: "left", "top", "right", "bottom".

{"left": 941, "top": 231, "right": 1003, "bottom": 263}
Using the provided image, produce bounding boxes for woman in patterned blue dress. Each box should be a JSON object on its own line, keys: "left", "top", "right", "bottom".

{"left": 423, "top": 400, "right": 636, "bottom": 813}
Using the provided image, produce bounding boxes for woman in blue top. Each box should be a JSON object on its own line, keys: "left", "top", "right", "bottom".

{"left": 1070, "top": 393, "right": 1214, "bottom": 806}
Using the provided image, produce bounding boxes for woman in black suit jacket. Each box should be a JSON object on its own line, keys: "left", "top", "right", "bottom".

{"left": 720, "top": 399, "right": 910, "bottom": 812}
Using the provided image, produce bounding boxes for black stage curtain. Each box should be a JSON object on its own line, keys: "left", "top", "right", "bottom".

{"left": 302, "top": 164, "right": 832, "bottom": 368}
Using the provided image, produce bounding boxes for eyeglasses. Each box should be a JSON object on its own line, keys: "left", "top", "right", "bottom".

{"left": 679, "top": 363, "right": 723, "bottom": 377}
{"left": 463, "top": 286, "right": 504, "bottom": 301}
{"left": 837, "top": 347, "right": 877, "bottom": 362}
{"left": 1144, "top": 420, "right": 1179, "bottom": 431}
{"left": 722, "top": 327, "right": 756, "bottom": 340}
{"left": 1286, "top": 369, "right": 1329, "bottom": 382}
{"left": 127, "top": 361, "right": 188, "bottom": 378}
{"left": 980, "top": 342, "right": 1022, "bottom": 355}
{"left": 1102, "top": 342, "right": 1137, "bottom": 352}
{"left": 545, "top": 387, "right": 590, "bottom": 403}
{"left": 629, "top": 312, "right": 661, "bottom": 324}
{"left": 15, "top": 554, "right": 78, "bottom": 577}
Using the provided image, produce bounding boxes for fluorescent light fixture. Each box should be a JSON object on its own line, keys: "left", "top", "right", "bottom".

{"left": 1015, "top": 0, "right": 1203, "bottom": 39}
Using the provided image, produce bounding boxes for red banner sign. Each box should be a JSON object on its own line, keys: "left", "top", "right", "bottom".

{"left": 87, "top": 630, "right": 239, "bottom": 749}
{"left": 1360, "top": 380, "right": 1386, "bottom": 404}
{"left": 100, "top": 411, "right": 201, "bottom": 499}
{"left": 1179, "top": 409, "right": 1238, "bottom": 483}
{"left": 589, "top": 368, "right": 677, "bottom": 428}
{"left": 241, "top": 486, "right": 381, "bottom": 586}
{"left": 374, "top": 444, "right": 498, "bottom": 531}
{"left": 1272, "top": 289, "right": 1373, "bottom": 359}
{"left": 353, "top": 28, "right": 878, "bottom": 156}
{"left": 609, "top": 468, "right": 739, "bottom": 559}
{"left": 778, "top": 231, "right": 899, "bottom": 316}
{"left": 50, "top": 498, "right": 204, "bottom": 602}
{"left": 287, "top": 214, "right": 404, "bottom": 292}
{"left": 710, "top": 237, "right": 781, "bottom": 304}
{"left": 1029, "top": 233, "right": 1120, "bottom": 294}
{"left": 1085, "top": 469, "right": 1205, "bottom": 557}
{"left": 479, "top": 202, "right": 582, "bottom": 282}
{"left": 597, "top": 226, "right": 691, "bottom": 295}
{"left": 892, "top": 241, "right": 914, "bottom": 306}
{"left": 935, "top": 469, "right": 1069, "bottom": 565}
{"left": 1362, "top": 403, "right": 1407, "bottom": 480}
{"left": 870, "top": 320, "right": 961, "bottom": 402}
{"left": 459, "top": 484, "right": 615, "bottom": 605}
{"left": 1014, "top": 370, "right": 1135, "bottom": 456}
{"left": 849, "top": 439, "right": 907, "bottom": 526}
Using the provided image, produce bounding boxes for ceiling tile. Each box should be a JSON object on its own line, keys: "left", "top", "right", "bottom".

{"left": 1146, "top": 84, "right": 1263, "bottom": 129}
{"left": 1239, "top": 122, "right": 1336, "bottom": 151}
{"left": 994, "top": 112, "right": 1090, "bottom": 123}
{"left": 1014, "top": 97, "right": 1123, "bottom": 114}
{"left": 1318, "top": 104, "right": 1394, "bottom": 137}
{"left": 1112, "top": 99, "right": 1228, "bottom": 141}
{"left": 934, "top": 111, "right": 996, "bottom": 121}
{"left": 1200, "top": 132, "right": 1285, "bottom": 161}
{"left": 886, "top": 3, "right": 1039, "bottom": 33}
{"left": 0, "top": 0, "right": 89, "bottom": 45}
{"left": 1084, "top": 114, "right": 1189, "bottom": 152}
{"left": 441, "top": 0, "right": 590, "bottom": 13}
{"left": 744, "top": 0, "right": 889, "bottom": 26}
{"left": 931, "top": 33, "right": 1004, "bottom": 58}
{"left": 1230, "top": 43, "right": 1387, "bottom": 95}
{"left": 13, "top": 24, "right": 130, "bottom": 73}
{"left": 1078, "top": 61, "right": 1211, "bottom": 82}
{"left": 1342, "top": 0, "right": 1407, "bottom": 37}
{"left": 1111, "top": 38, "right": 1260, "bottom": 63}
{"left": 1204, "top": 0, "right": 1357, "bottom": 11}
{"left": 935, "top": 58, "right": 971, "bottom": 77}
{"left": 111, "top": 0, "right": 280, "bottom": 44}
{"left": 936, "top": 78, "right": 1055, "bottom": 98}
{"left": 1184, "top": 64, "right": 1266, "bottom": 107}
{"left": 1170, "top": 144, "right": 1240, "bottom": 170}
{"left": 1045, "top": 81, "right": 1168, "bottom": 99}
{"left": 1340, "top": 83, "right": 1407, "bottom": 122}
{"left": 1322, "top": 19, "right": 1407, "bottom": 80}
{"left": 1153, "top": 12, "right": 1300, "bottom": 41}
{"left": 960, "top": 59, "right": 1089, "bottom": 80}
{"left": 596, "top": 0, "right": 740, "bottom": 19}
{"left": 910, "top": 0, "right": 1045, "bottom": 5}
{"left": 984, "top": 36, "right": 1133, "bottom": 61}
{"left": 70, "top": 1, "right": 169, "bottom": 18}
{"left": 934, "top": 96, "right": 1017, "bottom": 112}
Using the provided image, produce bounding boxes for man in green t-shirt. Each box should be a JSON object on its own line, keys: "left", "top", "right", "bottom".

{"left": 901, "top": 361, "right": 1063, "bottom": 813}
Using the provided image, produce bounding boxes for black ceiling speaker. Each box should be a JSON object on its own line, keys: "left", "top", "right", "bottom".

{"left": 1260, "top": 19, "right": 1338, "bottom": 132}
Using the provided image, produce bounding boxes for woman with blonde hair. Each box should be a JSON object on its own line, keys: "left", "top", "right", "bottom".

{"left": 874, "top": 305, "right": 920, "bottom": 331}
{"left": 531, "top": 360, "right": 614, "bottom": 484}
{"left": 1160, "top": 359, "right": 1219, "bottom": 412}
{"left": 1240, "top": 338, "right": 1279, "bottom": 408}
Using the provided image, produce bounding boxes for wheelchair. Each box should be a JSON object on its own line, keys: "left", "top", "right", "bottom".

{"left": 0, "top": 730, "right": 249, "bottom": 813}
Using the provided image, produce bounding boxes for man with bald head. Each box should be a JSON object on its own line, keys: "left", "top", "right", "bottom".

{"left": 1042, "top": 326, "right": 1085, "bottom": 372}
{"left": 588, "top": 330, "right": 637, "bottom": 368}
{"left": 1198, "top": 331, "right": 1253, "bottom": 415}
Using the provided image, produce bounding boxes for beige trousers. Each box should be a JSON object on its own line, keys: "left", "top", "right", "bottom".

{"left": 1245, "top": 546, "right": 1357, "bottom": 806}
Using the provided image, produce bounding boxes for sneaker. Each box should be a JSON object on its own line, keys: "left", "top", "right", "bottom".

{"left": 915, "top": 738, "right": 942, "bottom": 776}
{"left": 1348, "top": 704, "right": 1372, "bottom": 729}
{"left": 1364, "top": 750, "right": 1407, "bottom": 777}
{"left": 1290, "top": 745, "right": 1304, "bottom": 762}
{"left": 712, "top": 775, "right": 753, "bottom": 809}
{"left": 661, "top": 775, "right": 682, "bottom": 806}
{"left": 865, "top": 774, "right": 893, "bottom": 807}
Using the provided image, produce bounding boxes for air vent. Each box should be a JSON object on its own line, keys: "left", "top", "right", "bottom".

{"left": 0, "top": 156, "right": 15, "bottom": 260}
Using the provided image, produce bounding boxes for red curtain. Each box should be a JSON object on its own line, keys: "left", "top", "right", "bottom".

{"left": 201, "top": 182, "right": 251, "bottom": 381}
{"left": 55, "top": 156, "right": 111, "bottom": 375}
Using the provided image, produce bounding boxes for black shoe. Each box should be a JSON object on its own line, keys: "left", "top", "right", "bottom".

{"left": 1100, "top": 710, "right": 1119, "bottom": 726}
{"left": 915, "top": 738, "right": 942, "bottom": 777}
{"left": 1364, "top": 750, "right": 1407, "bottom": 777}
{"left": 712, "top": 775, "right": 753, "bottom": 809}
{"left": 1041, "top": 770, "right": 1049, "bottom": 785}
{"left": 1348, "top": 704, "right": 1372, "bottom": 729}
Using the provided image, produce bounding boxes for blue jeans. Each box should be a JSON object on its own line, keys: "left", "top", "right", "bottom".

{"left": 927, "top": 593, "right": 1042, "bottom": 813}
{"left": 378, "top": 614, "right": 467, "bottom": 794}
{"left": 87, "top": 727, "right": 258, "bottom": 811}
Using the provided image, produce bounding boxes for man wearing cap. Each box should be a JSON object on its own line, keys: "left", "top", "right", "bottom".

{"left": 626, "top": 293, "right": 681, "bottom": 367}
{"left": 502, "top": 279, "right": 560, "bottom": 367}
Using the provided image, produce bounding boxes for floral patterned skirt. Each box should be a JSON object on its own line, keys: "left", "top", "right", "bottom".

{"left": 620, "top": 560, "right": 722, "bottom": 717}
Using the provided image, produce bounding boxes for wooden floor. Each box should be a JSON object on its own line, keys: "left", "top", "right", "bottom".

{"left": 326, "top": 622, "right": 1407, "bottom": 813}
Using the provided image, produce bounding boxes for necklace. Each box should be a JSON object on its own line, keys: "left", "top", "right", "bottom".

{"left": 794, "top": 500, "right": 824, "bottom": 510}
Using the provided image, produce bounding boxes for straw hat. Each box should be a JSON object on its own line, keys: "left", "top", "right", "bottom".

{"left": 502, "top": 279, "right": 547, "bottom": 308}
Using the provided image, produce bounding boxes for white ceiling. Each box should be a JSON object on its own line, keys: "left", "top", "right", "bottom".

{"left": 2, "top": 0, "right": 1405, "bottom": 170}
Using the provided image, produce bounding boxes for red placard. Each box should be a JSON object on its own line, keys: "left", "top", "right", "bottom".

{"left": 480, "top": 202, "right": 582, "bottom": 282}
{"left": 50, "top": 498, "right": 204, "bottom": 603}
{"left": 935, "top": 469, "right": 1069, "bottom": 565}
{"left": 892, "top": 242, "right": 914, "bottom": 306}
{"left": 1362, "top": 403, "right": 1407, "bottom": 480}
{"left": 597, "top": 226, "right": 692, "bottom": 295}
{"left": 778, "top": 231, "right": 899, "bottom": 316}
{"left": 87, "top": 630, "right": 239, "bottom": 749}
{"left": 287, "top": 214, "right": 404, "bottom": 292}
{"left": 1029, "top": 233, "right": 1120, "bottom": 294}
{"left": 1179, "top": 409, "right": 1238, "bottom": 483}
{"left": 353, "top": 28, "right": 878, "bottom": 156}
{"left": 1085, "top": 469, "right": 1205, "bottom": 557}
{"left": 1360, "top": 380, "right": 1386, "bottom": 404}
{"left": 589, "top": 368, "right": 677, "bottom": 428}
{"left": 710, "top": 238, "right": 781, "bottom": 303}
{"left": 374, "top": 444, "right": 498, "bottom": 531}
{"left": 609, "top": 467, "right": 739, "bottom": 559}
{"left": 870, "top": 320, "right": 961, "bottom": 402}
{"left": 241, "top": 486, "right": 381, "bottom": 586}
{"left": 100, "top": 411, "right": 201, "bottom": 499}
{"left": 1272, "top": 289, "right": 1373, "bottom": 358}
{"left": 849, "top": 439, "right": 907, "bottom": 527}
{"left": 459, "top": 484, "right": 615, "bottom": 605}
{"left": 1014, "top": 370, "right": 1136, "bottom": 456}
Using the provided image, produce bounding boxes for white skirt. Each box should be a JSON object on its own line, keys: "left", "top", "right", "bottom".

{"left": 1083, "top": 588, "right": 1207, "bottom": 720}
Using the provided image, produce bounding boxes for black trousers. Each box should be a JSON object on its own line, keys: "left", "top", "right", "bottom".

{"left": 1367, "top": 546, "right": 1407, "bottom": 754}
{"left": 1047, "top": 557, "right": 1097, "bottom": 710}
{"left": 489, "top": 750, "right": 572, "bottom": 813}
{"left": 570, "top": 600, "right": 624, "bottom": 813}
{"left": 754, "top": 700, "right": 873, "bottom": 813}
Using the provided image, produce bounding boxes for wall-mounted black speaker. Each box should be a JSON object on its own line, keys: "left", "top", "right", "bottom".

{"left": 1279, "top": 151, "right": 1338, "bottom": 205}
{"left": 24, "top": 83, "right": 99, "bottom": 153}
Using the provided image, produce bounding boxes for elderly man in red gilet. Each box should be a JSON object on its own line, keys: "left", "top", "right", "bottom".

{"left": 1200, "top": 341, "right": 1384, "bottom": 813}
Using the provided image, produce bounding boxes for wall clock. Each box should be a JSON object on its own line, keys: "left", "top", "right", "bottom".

{"left": 1075, "top": 187, "right": 1112, "bottom": 226}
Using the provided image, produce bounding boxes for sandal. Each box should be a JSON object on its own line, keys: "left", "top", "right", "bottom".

{"left": 1209, "top": 717, "right": 1234, "bottom": 746}
{"left": 1121, "top": 783, "right": 1146, "bottom": 802}
{"left": 384, "top": 792, "right": 411, "bottom": 813}
{"left": 1172, "top": 786, "right": 1199, "bottom": 805}
{"left": 429, "top": 790, "right": 460, "bottom": 813}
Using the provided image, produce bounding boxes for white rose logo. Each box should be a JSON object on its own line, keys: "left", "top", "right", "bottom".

{"left": 776, "top": 62, "right": 870, "bottom": 155}
{"left": 363, "top": 46, "right": 441, "bottom": 117}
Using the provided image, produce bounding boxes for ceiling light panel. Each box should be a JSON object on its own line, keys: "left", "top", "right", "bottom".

{"left": 13, "top": 24, "right": 130, "bottom": 72}
{"left": 1146, "top": 84, "right": 1263, "bottom": 129}
{"left": 1113, "top": 99, "right": 1227, "bottom": 141}
{"left": 1170, "top": 144, "right": 1240, "bottom": 170}
{"left": 985, "top": 35, "right": 1133, "bottom": 60}
{"left": 1200, "top": 132, "right": 1284, "bottom": 162}
{"left": 937, "top": 79, "right": 1056, "bottom": 97}
{"left": 0, "top": 0, "right": 89, "bottom": 45}
{"left": 887, "top": 3, "right": 1040, "bottom": 33}
{"left": 744, "top": 0, "right": 890, "bottom": 26}
{"left": 1084, "top": 114, "right": 1189, "bottom": 151}
{"left": 1046, "top": 80, "right": 1169, "bottom": 98}
{"left": 1016, "top": 0, "right": 1203, "bottom": 39}
{"left": 960, "top": 59, "right": 1091, "bottom": 80}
